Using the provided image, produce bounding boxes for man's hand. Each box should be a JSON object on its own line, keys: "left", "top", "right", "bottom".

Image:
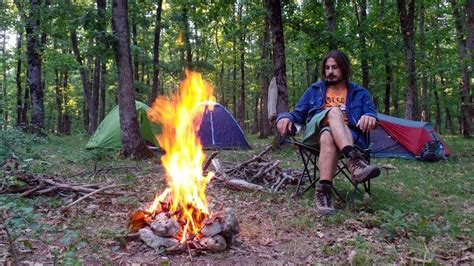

{"left": 356, "top": 115, "right": 377, "bottom": 132}
{"left": 276, "top": 118, "right": 294, "bottom": 136}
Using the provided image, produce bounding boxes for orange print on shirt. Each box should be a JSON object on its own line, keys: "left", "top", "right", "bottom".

{"left": 321, "top": 86, "right": 348, "bottom": 125}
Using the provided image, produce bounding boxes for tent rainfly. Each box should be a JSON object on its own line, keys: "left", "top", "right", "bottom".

{"left": 85, "top": 101, "right": 161, "bottom": 149}
{"left": 370, "top": 113, "right": 451, "bottom": 159}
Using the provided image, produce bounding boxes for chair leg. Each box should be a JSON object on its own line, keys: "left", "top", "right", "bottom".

{"left": 293, "top": 147, "right": 319, "bottom": 198}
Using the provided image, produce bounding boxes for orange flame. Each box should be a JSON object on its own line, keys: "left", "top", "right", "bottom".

{"left": 147, "top": 70, "right": 215, "bottom": 242}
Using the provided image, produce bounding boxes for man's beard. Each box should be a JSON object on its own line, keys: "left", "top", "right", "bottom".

{"left": 325, "top": 76, "right": 343, "bottom": 86}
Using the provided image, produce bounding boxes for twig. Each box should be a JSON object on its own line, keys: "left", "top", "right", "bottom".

{"left": 273, "top": 176, "right": 290, "bottom": 192}
{"left": 60, "top": 184, "right": 128, "bottom": 213}
{"left": 258, "top": 144, "right": 273, "bottom": 157}
{"left": 187, "top": 242, "right": 193, "bottom": 261}
{"left": 202, "top": 152, "right": 219, "bottom": 172}
{"left": 251, "top": 160, "right": 280, "bottom": 180}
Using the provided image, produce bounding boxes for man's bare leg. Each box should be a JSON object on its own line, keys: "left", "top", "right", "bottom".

{"left": 318, "top": 130, "right": 339, "bottom": 181}
{"left": 325, "top": 107, "right": 380, "bottom": 183}
{"left": 315, "top": 130, "right": 338, "bottom": 215}
{"left": 326, "top": 108, "right": 353, "bottom": 150}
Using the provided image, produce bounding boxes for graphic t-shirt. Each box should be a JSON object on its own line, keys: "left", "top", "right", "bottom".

{"left": 322, "top": 86, "right": 348, "bottom": 124}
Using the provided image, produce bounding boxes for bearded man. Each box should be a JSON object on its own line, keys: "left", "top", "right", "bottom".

{"left": 276, "top": 50, "right": 380, "bottom": 215}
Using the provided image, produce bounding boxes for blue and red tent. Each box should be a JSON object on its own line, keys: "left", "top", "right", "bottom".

{"left": 370, "top": 113, "right": 451, "bottom": 159}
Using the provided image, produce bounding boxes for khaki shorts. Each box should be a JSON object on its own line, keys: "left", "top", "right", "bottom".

{"left": 302, "top": 108, "right": 332, "bottom": 146}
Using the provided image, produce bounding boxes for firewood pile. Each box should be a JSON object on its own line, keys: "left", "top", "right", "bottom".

{"left": 1, "top": 155, "right": 130, "bottom": 212}
{"left": 210, "top": 145, "right": 299, "bottom": 193}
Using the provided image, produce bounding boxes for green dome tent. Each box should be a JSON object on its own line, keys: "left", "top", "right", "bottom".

{"left": 85, "top": 101, "right": 161, "bottom": 149}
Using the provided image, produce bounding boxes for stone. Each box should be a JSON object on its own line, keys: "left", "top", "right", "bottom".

{"left": 139, "top": 228, "right": 179, "bottom": 249}
{"left": 201, "top": 222, "right": 222, "bottom": 237}
{"left": 199, "top": 235, "right": 227, "bottom": 252}
{"left": 150, "top": 213, "right": 180, "bottom": 237}
{"left": 220, "top": 207, "right": 240, "bottom": 237}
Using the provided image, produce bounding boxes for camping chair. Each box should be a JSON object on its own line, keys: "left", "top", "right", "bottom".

{"left": 285, "top": 124, "right": 372, "bottom": 203}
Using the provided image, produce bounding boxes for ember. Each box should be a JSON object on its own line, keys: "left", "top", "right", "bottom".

{"left": 129, "top": 70, "right": 240, "bottom": 252}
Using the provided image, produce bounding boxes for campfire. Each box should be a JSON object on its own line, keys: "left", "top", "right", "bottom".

{"left": 129, "top": 70, "right": 240, "bottom": 252}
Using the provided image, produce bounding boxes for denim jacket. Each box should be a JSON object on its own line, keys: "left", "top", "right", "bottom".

{"left": 277, "top": 81, "right": 377, "bottom": 126}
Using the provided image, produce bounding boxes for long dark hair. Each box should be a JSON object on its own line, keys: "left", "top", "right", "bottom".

{"left": 321, "top": 50, "right": 351, "bottom": 85}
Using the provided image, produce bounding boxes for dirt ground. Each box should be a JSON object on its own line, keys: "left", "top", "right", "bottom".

{"left": 1, "top": 160, "right": 472, "bottom": 264}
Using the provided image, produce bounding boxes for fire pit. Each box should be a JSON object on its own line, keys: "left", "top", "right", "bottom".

{"left": 128, "top": 70, "right": 240, "bottom": 253}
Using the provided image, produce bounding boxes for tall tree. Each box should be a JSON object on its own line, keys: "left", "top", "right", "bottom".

{"left": 451, "top": 0, "right": 471, "bottom": 137}
{"left": 325, "top": 0, "right": 337, "bottom": 51}
{"left": 466, "top": 0, "right": 474, "bottom": 124}
{"left": 1, "top": 28, "right": 7, "bottom": 129}
{"left": 16, "top": 31, "right": 23, "bottom": 127}
{"left": 259, "top": 6, "right": 271, "bottom": 138}
{"left": 149, "top": 0, "right": 163, "bottom": 104}
{"left": 419, "top": 1, "right": 429, "bottom": 121}
{"left": 97, "top": 0, "right": 107, "bottom": 123}
{"left": 466, "top": 0, "right": 474, "bottom": 81}
{"left": 383, "top": 47, "right": 392, "bottom": 115}
{"left": 15, "top": 0, "right": 45, "bottom": 132}
{"left": 111, "top": 0, "right": 150, "bottom": 158}
{"left": 237, "top": 2, "right": 246, "bottom": 129}
{"left": 397, "top": 0, "right": 418, "bottom": 120}
{"left": 70, "top": 27, "right": 94, "bottom": 134}
{"left": 267, "top": 0, "right": 289, "bottom": 114}
{"left": 353, "top": 0, "right": 369, "bottom": 89}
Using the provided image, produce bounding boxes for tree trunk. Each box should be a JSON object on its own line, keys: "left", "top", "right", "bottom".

{"left": 267, "top": 0, "right": 289, "bottom": 114}
{"left": 149, "top": 0, "right": 163, "bottom": 104}
{"left": 353, "top": 0, "right": 369, "bottom": 89}
{"left": 397, "top": 0, "right": 418, "bottom": 120}
{"left": 432, "top": 77, "right": 442, "bottom": 134}
{"left": 18, "top": 0, "right": 44, "bottom": 133}
{"left": 251, "top": 95, "right": 260, "bottom": 134}
{"left": 62, "top": 71, "right": 71, "bottom": 134}
{"left": 214, "top": 25, "right": 226, "bottom": 107}
{"left": 70, "top": 28, "right": 94, "bottom": 134}
{"left": 91, "top": 55, "right": 100, "bottom": 132}
{"left": 440, "top": 76, "right": 453, "bottom": 133}
{"left": 237, "top": 3, "right": 246, "bottom": 129}
{"left": 419, "top": 2, "right": 429, "bottom": 122}
{"left": 260, "top": 7, "right": 271, "bottom": 138}
{"left": 383, "top": 47, "right": 392, "bottom": 115}
{"left": 182, "top": 7, "right": 192, "bottom": 68}
{"left": 324, "top": 0, "right": 337, "bottom": 51}
{"left": 1, "top": 29, "right": 5, "bottom": 129}
{"left": 132, "top": 18, "right": 139, "bottom": 82}
{"left": 112, "top": 0, "right": 150, "bottom": 159}
{"left": 232, "top": 33, "right": 237, "bottom": 118}
{"left": 99, "top": 61, "right": 106, "bottom": 122}
{"left": 16, "top": 31, "right": 23, "bottom": 127}
{"left": 451, "top": 0, "right": 471, "bottom": 137}
{"left": 465, "top": 0, "right": 474, "bottom": 125}
{"left": 22, "top": 69, "right": 29, "bottom": 129}
{"left": 54, "top": 70, "right": 63, "bottom": 133}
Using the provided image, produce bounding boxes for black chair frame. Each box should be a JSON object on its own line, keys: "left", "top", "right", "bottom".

{"left": 287, "top": 126, "right": 372, "bottom": 203}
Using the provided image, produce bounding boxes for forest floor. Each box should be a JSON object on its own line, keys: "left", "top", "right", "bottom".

{"left": 0, "top": 129, "right": 473, "bottom": 264}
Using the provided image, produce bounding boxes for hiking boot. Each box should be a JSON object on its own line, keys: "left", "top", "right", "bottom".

{"left": 347, "top": 149, "right": 381, "bottom": 183}
{"left": 315, "top": 183, "right": 336, "bottom": 215}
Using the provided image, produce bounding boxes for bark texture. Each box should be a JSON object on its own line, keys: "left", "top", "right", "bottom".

{"left": 267, "top": 0, "right": 289, "bottom": 115}
{"left": 397, "top": 0, "right": 418, "bottom": 120}
{"left": 112, "top": 0, "right": 150, "bottom": 159}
